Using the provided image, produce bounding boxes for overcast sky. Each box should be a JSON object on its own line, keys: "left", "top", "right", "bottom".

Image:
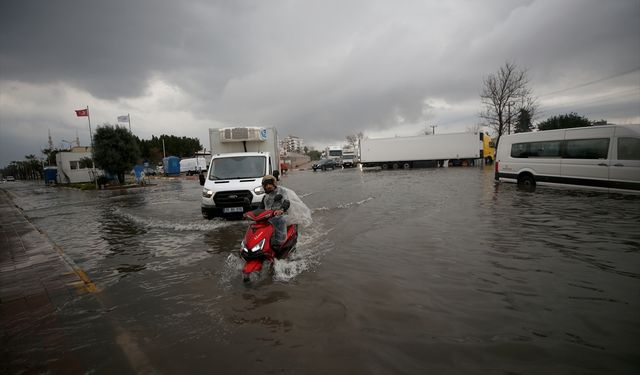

{"left": 1, "top": 0, "right": 639, "bottom": 167}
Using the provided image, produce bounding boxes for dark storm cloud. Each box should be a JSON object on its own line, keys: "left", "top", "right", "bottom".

{"left": 1, "top": 0, "right": 639, "bottom": 166}
{"left": 0, "top": 0, "right": 254, "bottom": 99}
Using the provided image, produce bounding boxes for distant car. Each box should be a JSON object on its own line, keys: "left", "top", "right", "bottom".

{"left": 6, "top": 176, "right": 15, "bottom": 181}
{"left": 312, "top": 159, "right": 338, "bottom": 171}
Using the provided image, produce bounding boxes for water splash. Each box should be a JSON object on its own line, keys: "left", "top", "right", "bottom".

{"left": 112, "top": 208, "right": 237, "bottom": 232}
{"left": 313, "top": 196, "right": 374, "bottom": 212}
{"left": 219, "top": 223, "right": 331, "bottom": 284}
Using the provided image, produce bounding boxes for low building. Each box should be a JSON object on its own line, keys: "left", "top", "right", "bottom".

{"left": 55, "top": 147, "right": 101, "bottom": 184}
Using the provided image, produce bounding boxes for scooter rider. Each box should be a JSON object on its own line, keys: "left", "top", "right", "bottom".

{"left": 259, "top": 175, "right": 290, "bottom": 248}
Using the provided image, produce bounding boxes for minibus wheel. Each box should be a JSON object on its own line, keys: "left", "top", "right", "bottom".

{"left": 517, "top": 174, "right": 536, "bottom": 190}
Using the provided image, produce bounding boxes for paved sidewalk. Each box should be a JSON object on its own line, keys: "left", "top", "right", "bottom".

{"left": 0, "top": 188, "right": 96, "bottom": 373}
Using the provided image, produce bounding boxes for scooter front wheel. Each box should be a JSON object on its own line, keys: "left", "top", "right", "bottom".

{"left": 242, "top": 259, "right": 264, "bottom": 282}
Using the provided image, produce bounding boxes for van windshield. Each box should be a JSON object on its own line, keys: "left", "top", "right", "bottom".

{"left": 209, "top": 156, "right": 266, "bottom": 180}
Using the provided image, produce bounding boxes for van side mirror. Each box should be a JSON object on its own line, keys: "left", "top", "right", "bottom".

{"left": 273, "top": 170, "right": 280, "bottom": 181}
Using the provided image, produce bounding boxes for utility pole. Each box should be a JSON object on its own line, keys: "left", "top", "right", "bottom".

{"left": 507, "top": 102, "right": 512, "bottom": 135}
{"left": 431, "top": 124, "right": 437, "bottom": 134}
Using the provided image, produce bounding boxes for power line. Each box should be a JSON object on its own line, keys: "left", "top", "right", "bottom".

{"left": 539, "top": 65, "right": 640, "bottom": 97}
{"left": 541, "top": 88, "right": 640, "bottom": 111}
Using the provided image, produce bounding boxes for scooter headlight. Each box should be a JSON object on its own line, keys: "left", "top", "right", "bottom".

{"left": 251, "top": 239, "right": 265, "bottom": 253}
{"left": 242, "top": 239, "right": 266, "bottom": 254}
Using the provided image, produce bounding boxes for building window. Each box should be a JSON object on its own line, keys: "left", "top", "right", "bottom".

{"left": 70, "top": 161, "right": 79, "bottom": 170}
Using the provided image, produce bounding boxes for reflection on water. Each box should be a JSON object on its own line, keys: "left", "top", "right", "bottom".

{"left": 3, "top": 169, "right": 639, "bottom": 374}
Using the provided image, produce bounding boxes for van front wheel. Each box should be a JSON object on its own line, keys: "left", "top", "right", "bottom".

{"left": 517, "top": 174, "right": 536, "bottom": 190}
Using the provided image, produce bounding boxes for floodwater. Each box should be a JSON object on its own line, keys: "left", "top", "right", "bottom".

{"left": 3, "top": 166, "right": 640, "bottom": 374}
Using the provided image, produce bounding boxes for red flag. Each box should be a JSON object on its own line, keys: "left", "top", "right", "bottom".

{"left": 75, "top": 109, "right": 89, "bottom": 117}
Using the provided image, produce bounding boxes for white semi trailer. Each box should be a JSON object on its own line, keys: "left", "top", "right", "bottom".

{"left": 360, "top": 132, "right": 483, "bottom": 169}
{"left": 200, "top": 127, "right": 281, "bottom": 219}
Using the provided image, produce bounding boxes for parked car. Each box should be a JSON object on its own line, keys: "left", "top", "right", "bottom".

{"left": 312, "top": 159, "right": 338, "bottom": 171}
{"left": 5, "top": 176, "right": 15, "bottom": 181}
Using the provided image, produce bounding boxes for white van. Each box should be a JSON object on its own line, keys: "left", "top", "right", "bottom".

{"left": 495, "top": 124, "right": 640, "bottom": 193}
{"left": 200, "top": 127, "right": 280, "bottom": 219}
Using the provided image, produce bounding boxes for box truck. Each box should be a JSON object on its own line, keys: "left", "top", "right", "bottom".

{"left": 324, "top": 146, "right": 343, "bottom": 163}
{"left": 180, "top": 156, "right": 208, "bottom": 175}
{"left": 342, "top": 147, "right": 357, "bottom": 168}
{"left": 200, "top": 127, "right": 281, "bottom": 219}
{"left": 360, "top": 132, "right": 483, "bottom": 169}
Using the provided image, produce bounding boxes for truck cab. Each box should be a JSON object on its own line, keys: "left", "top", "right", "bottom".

{"left": 201, "top": 152, "right": 279, "bottom": 218}
{"left": 342, "top": 147, "right": 357, "bottom": 168}
{"left": 200, "top": 127, "right": 280, "bottom": 219}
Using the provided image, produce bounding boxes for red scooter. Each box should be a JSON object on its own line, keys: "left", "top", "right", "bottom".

{"left": 240, "top": 209, "right": 298, "bottom": 282}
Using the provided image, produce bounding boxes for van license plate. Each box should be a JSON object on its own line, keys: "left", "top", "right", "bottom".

{"left": 223, "top": 207, "right": 243, "bottom": 213}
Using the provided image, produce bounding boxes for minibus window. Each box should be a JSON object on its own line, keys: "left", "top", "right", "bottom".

{"left": 617, "top": 138, "right": 640, "bottom": 160}
{"left": 511, "top": 141, "right": 561, "bottom": 158}
{"left": 529, "top": 141, "right": 561, "bottom": 157}
{"left": 511, "top": 143, "right": 529, "bottom": 158}
{"left": 564, "top": 138, "right": 609, "bottom": 159}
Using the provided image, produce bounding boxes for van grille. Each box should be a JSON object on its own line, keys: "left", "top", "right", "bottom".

{"left": 213, "top": 190, "right": 253, "bottom": 207}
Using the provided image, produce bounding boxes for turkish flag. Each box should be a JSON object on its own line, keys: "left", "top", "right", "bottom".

{"left": 75, "top": 109, "right": 89, "bottom": 117}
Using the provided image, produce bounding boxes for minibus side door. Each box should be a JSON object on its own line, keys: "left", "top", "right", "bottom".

{"left": 560, "top": 126, "right": 614, "bottom": 189}
{"left": 610, "top": 126, "right": 640, "bottom": 191}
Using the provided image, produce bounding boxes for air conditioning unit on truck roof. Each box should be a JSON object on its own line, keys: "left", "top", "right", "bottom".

{"left": 220, "top": 127, "right": 268, "bottom": 142}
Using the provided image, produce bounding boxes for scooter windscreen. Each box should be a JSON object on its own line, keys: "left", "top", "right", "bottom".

{"left": 245, "top": 209, "right": 272, "bottom": 221}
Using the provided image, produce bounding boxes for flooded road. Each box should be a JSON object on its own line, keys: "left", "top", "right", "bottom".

{"left": 3, "top": 166, "right": 640, "bottom": 374}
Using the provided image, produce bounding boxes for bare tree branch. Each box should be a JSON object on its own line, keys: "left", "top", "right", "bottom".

{"left": 480, "top": 61, "right": 537, "bottom": 146}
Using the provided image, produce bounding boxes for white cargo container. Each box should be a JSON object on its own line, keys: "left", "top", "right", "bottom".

{"left": 360, "top": 132, "right": 482, "bottom": 169}
{"left": 200, "top": 127, "right": 281, "bottom": 219}
{"left": 180, "top": 157, "right": 208, "bottom": 175}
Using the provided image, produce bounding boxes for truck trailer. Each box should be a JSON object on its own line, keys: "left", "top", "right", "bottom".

{"left": 200, "top": 127, "right": 281, "bottom": 219}
{"left": 360, "top": 132, "right": 483, "bottom": 169}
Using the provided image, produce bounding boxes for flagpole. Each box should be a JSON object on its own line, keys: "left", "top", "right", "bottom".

{"left": 87, "top": 105, "right": 98, "bottom": 189}
{"left": 87, "top": 105, "right": 94, "bottom": 149}
{"left": 128, "top": 113, "right": 131, "bottom": 132}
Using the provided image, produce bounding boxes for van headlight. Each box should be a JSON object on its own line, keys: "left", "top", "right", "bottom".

{"left": 254, "top": 186, "right": 265, "bottom": 195}
{"left": 202, "top": 188, "right": 213, "bottom": 198}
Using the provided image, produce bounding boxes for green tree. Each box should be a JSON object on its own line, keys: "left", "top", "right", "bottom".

{"left": 514, "top": 108, "right": 534, "bottom": 133}
{"left": 1, "top": 155, "right": 43, "bottom": 180}
{"left": 137, "top": 135, "right": 202, "bottom": 160}
{"left": 148, "top": 147, "right": 164, "bottom": 165}
{"left": 93, "top": 124, "right": 140, "bottom": 183}
{"left": 537, "top": 112, "right": 592, "bottom": 131}
{"left": 79, "top": 157, "right": 94, "bottom": 169}
{"left": 307, "top": 150, "right": 322, "bottom": 161}
{"left": 41, "top": 148, "right": 59, "bottom": 166}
